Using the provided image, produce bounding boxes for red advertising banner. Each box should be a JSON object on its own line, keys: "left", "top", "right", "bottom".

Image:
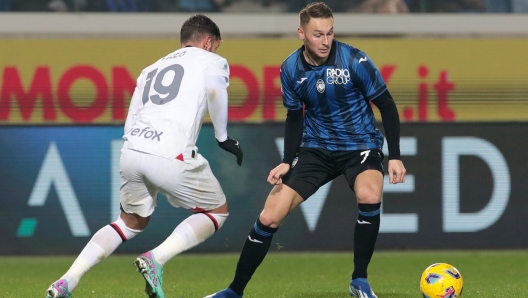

{"left": 1, "top": 38, "right": 528, "bottom": 124}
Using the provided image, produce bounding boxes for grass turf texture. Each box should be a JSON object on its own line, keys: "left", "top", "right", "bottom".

{"left": 1, "top": 250, "right": 527, "bottom": 297}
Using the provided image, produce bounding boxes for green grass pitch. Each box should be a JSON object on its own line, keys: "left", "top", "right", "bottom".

{"left": 1, "top": 250, "right": 527, "bottom": 297}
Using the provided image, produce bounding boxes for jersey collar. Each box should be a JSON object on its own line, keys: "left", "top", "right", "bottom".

{"left": 300, "top": 40, "right": 337, "bottom": 71}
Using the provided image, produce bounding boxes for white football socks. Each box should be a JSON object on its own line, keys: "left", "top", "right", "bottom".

{"left": 60, "top": 217, "right": 141, "bottom": 292}
{"left": 151, "top": 212, "right": 228, "bottom": 266}
{"left": 56, "top": 213, "right": 227, "bottom": 292}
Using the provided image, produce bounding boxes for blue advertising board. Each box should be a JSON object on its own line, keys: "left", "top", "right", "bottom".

{"left": 1, "top": 123, "right": 527, "bottom": 254}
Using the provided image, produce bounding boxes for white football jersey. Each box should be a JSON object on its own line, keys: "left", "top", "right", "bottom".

{"left": 123, "top": 47, "right": 230, "bottom": 161}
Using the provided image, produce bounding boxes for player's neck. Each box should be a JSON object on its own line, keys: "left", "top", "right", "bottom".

{"left": 303, "top": 50, "right": 326, "bottom": 66}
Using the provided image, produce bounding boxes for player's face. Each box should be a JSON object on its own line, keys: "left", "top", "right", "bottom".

{"left": 298, "top": 17, "right": 334, "bottom": 65}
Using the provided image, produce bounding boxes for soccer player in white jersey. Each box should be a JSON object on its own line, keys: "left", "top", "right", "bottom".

{"left": 46, "top": 14, "right": 243, "bottom": 298}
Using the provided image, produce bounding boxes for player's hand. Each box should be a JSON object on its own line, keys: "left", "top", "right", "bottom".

{"left": 388, "top": 159, "right": 406, "bottom": 184}
{"left": 267, "top": 163, "right": 290, "bottom": 185}
{"left": 218, "top": 137, "right": 243, "bottom": 166}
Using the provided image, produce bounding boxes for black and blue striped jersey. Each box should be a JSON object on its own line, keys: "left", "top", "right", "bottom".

{"left": 280, "top": 39, "right": 387, "bottom": 152}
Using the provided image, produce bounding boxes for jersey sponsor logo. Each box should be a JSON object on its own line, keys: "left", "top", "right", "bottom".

{"left": 297, "top": 77, "right": 308, "bottom": 84}
{"left": 326, "top": 68, "right": 350, "bottom": 85}
{"left": 129, "top": 127, "right": 163, "bottom": 141}
{"left": 359, "top": 57, "right": 368, "bottom": 63}
{"left": 316, "top": 79, "right": 325, "bottom": 93}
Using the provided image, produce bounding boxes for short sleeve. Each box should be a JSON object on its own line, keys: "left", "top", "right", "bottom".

{"left": 281, "top": 63, "right": 302, "bottom": 110}
{"left": 352, "top": 50, "right": 386, "bottom": 101}
{"left": 205, "top": 58, "right": 230, "bottom": 87}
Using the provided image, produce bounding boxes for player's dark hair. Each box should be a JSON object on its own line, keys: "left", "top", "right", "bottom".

{"left": 299, "top": 2, "right": 333, "bottom": 27}
{"left": 180, "top": 14, "right": 222, "bottom": 44}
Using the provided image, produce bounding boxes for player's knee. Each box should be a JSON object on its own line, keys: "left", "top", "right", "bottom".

{"left": 119, "top": 212, "right": 149, "bottom": 230}
{"left": 258, "top": 212, "right": 282, "bottom": 228}
{"left": 111, "top": 216, "right": 142, "bottom": 242}
{"left": 209, "top": 212, "right": 228, "bottom": 231}
{"left": 356, "top": 190, "right": 381, "bottom": 204}
{"left": 259, "top": 214, "right": 273, "bottom": 227}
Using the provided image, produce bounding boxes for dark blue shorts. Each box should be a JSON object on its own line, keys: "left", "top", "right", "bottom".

{"left": 282, "top": 147, "right": 384, "bottom": 200}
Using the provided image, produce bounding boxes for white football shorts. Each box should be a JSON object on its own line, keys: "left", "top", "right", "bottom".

{"left": 119, "top": 148, "right": 226, "bottom": 217}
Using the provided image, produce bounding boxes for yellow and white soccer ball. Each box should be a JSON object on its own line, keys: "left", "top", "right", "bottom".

{"left": 419, "top": 263, "right": 463, "bottom": 298}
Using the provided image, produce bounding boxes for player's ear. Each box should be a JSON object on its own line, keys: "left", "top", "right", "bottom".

{"left": 297, "top": 27, "right": 304, "bottom": 40}
{"left": 202, "top": 36, "right": 212, "bottom": 51}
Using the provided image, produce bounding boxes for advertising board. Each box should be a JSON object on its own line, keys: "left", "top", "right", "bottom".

{"left": 2, "top": 38, "right": 528, "bottom": 124}
{"left": 1, "top": 123, "right": 526, "bottom": 254}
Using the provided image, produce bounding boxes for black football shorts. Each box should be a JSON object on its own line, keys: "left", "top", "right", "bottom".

{"left": 282, "top": 147, "right": 384, "bottom": 200}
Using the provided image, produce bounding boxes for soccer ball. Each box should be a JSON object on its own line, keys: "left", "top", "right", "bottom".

{"left": 419, "top": 263, "right": 463, "bottom": 298}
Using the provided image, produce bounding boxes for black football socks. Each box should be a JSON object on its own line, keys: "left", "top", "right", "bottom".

{"left": 352, "top": 203, "right": 381, "bottom": 280}
{"left": 229, "top": 218, "right": 278, "bottom": 295}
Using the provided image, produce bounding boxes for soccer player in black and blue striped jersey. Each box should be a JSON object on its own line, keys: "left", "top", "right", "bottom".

{"left": 205, "top": 2, "right": 406, "bottom": 298}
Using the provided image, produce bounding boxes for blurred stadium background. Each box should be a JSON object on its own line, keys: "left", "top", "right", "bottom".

{"left": 1, "top": 0, "right": 528, "bottom": 259}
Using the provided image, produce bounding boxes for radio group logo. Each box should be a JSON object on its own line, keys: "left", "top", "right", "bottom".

{"left": 326, "top": 68, "right": 350, "bottom": 85}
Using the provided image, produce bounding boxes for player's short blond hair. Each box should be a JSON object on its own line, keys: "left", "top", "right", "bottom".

{"left": 299, "top": 2, "right": 333, "bottom": 27}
